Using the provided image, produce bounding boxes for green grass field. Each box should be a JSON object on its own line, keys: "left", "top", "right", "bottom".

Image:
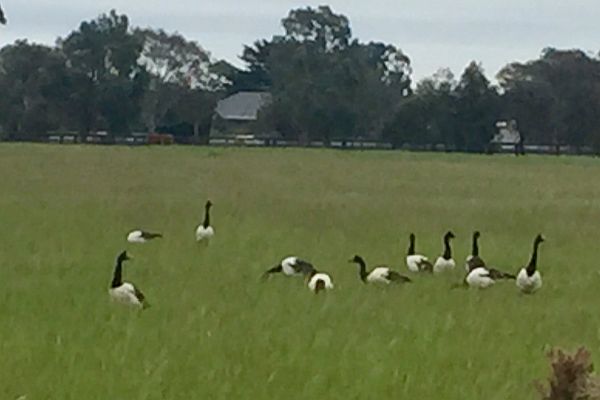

{"left": 1, "top": 144, "right": 600, "bottom": 399}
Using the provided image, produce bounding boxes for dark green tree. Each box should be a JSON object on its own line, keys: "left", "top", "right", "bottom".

{"left": 282, "top": 5, "right": 351, "bottom": 51}
{"left": 0, "top": 41, "right": 70, "bottom": 138}
{"left": 174, "top": 87, "right": 218, "bottom": 143}
{"left": 498, "top": 49, "right": 600, "bottom": 152}
{"left": 135, "top": 28, "right": 226, "bottom": 133}
{"left": 242, "top": 6, "right": 411, "bottom": 144}
{"left": 236, "top": 39, "right": 276, "bottom": 92}
{"left": 384, "top": 68, "right": 456, "bottom": 148}
{"left": 59, "top": 10, "right": 147, "bottom": 136}
{"left": 454, "top": 62, "right": 499, "bottom": 152}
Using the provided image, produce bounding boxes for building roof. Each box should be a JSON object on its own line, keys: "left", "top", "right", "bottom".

{"left": 215, "top": 92, "right": 271, "bottom": 121}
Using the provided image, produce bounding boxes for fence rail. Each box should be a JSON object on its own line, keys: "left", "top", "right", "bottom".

{"left": 1, "top": 134, "right": 598, "bottom": 156}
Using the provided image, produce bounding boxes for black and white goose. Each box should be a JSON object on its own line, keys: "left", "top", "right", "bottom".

{"left": 126, "top": 229, "right": 163, "bottom": 243}
{"left": 262, "top": 256, "right": 314, "bottom": 278}
{"left": 405, "top": 233, "right": 433, "bottom": 273}
{"left": 349, "top": 255, "right": 411, "bottom": 284}
{"left": 516, "top": 234, "right": 545, "bottom": 294}
{"left": 464, "top": 257, "right": 516, "bottom": 289}
{"left": 299, "top": 263, "right": 334, "bottom": 294}
{"left": 195, "top": 200, "right": 214, "bottom": 242}
{"left": 464, "top": 232, "right": 516, "bottom": 280}
{"left": 108, "top": 251, "right": 148, "bottom": 309}
{"left": 433, "top": 231, "right": 456, "bottom": 273}
{"left": 465, "top": 231, "right": 482, "bottom": 271}
{"left": 463, "top": 266, "right": 495, "bottom": 289}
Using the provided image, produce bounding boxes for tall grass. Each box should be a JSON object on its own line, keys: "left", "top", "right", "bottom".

{"left": 1, "top": 144, "right": 600, "bottom": 399}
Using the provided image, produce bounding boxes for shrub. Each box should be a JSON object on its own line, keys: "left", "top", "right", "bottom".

{"left": 536, "top": 347, "right": 600, "bottom": 400}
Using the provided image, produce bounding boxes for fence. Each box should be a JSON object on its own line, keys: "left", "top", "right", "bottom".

{"left": 208, "top": 136, "right": 394, "bottom": 150}
{"left": 1, "top": 133, "right": 598, "bottom": 156}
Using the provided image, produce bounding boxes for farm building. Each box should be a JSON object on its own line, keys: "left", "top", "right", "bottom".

{"left": 490, "top": 120, "right": 523, "bottom": 153}
{"left": 492, "top": 120, "right": 521, "bottom": 145}
{"left": 209, "top": 92, "right": 279, "bottom": 142}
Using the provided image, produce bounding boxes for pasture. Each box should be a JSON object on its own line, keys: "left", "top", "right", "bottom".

{"left": 1, "top": 144, "right": 599, "bottom": 399}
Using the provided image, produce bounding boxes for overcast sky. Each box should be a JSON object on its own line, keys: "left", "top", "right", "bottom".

{"left": 1, "top": 0, "right": 598, "bottom": 82}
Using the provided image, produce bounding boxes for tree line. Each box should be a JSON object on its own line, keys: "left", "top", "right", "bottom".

{"left": 1, "top": 6, "right": 600, "bottom": 152}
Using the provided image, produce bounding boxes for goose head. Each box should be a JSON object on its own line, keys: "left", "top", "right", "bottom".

{"left": 445, "top": 231, "right": 456, "bottom": 240}
{"left": 348, "top": 255, "right": 364, "bottom": 265}
{"left": 535, "top": 234, "right": 545, "bottom": 244}
{"left": 117, "top": 251, "right": 131, "bottom": 263}
{"left": 205, "top": 200, "right": 213, "bottom": 209}
{"left": 473, "top": 231, "right": 480, "bottom": 239}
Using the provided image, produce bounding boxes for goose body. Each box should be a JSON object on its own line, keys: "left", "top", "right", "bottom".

{"left": 297, "top": 262, "right": 334, "bottom": 293}
{"left": 406, "top": 255, "right": 431, "bottom": 272}
{"left": 466, "top": 257, "right": 515, "bottom": 280}
{"left": 263, "top": 256, "right": 313, "bottom": 278}
{"left": 108, "top": 251, "right": 148, "bottom": 309}
{"left": 465, "top": 267, "right": 495, "bottom": 289}
{"left": 433, "top": 231, "right": 456, "bottom": 273}
{"left": 516, "top": 269, "right": 542, "bottom": 293}
{"left": 464, "top": 233, "right": 516, "bottom": 281}
{"left": 308, "top": 273, "right": 334, "bottom": 292}
{"left": 516, "top": 234, "right": 545, "bottom": 294}
{"left": 126, "top": 230, "right": 162, "bottom": 243}
{"left": 434, "top": 257, "right": 456, "bottom": 273}
{"left": 462, "top": 265, "right": 515, "bottom": 289}
{"left": 195, "top": 225, "right": 214, "bottom": 241}
{"left": 350, "top": 255, "right": 411, "bottom": 284}
{"left": 195, "top": 200, "right": 214, "bottom": 242}
{"left": 110, "top": 282, "right": 144, "bottom": 306}
{"left": 466, "top": 255, "right": 485, "bottom": 272}
{"left": 366, "top": 267, "right": 404, "bottom": 284}
{"left": 405, "top": 233, "right": 433, "bottom": 272}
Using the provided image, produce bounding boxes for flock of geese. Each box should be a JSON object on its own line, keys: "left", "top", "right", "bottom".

{"left": 109, "top": 200, "right": 215, "bottom": 308}
{"left": 108, "top": 200, "right": 545, "bottom": 309}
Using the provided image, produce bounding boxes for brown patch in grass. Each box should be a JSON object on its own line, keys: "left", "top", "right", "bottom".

{"left": 537, "top": 347, "right": 600, "bottom": 400}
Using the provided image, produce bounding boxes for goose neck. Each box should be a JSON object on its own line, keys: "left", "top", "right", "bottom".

{"left": 111, "top": 260, "right": 123, "bottom": 288}
{"left": 356, "top": 258, "right": 368, "bottom": 282}
{"left": 526, "top": 240, "right": 540, "bottom": 275}
{"left": 202, "top": 205, "right": 211, "bottom": 228}
{"left": 472, "top": 234, "right": 479, "bottom": 257}
{"left": 443, "top": 237, "right": 452, "bottom": 259}
{"left": 407, "top": 236, "right": 415, "bottom": 256}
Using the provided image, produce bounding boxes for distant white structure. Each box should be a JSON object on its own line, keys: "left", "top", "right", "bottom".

{"left": 490, "top": 120, "right": 524, "bottom": 154}
{"left": 492, "top": 120, "right": 521, "bottom": 145}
